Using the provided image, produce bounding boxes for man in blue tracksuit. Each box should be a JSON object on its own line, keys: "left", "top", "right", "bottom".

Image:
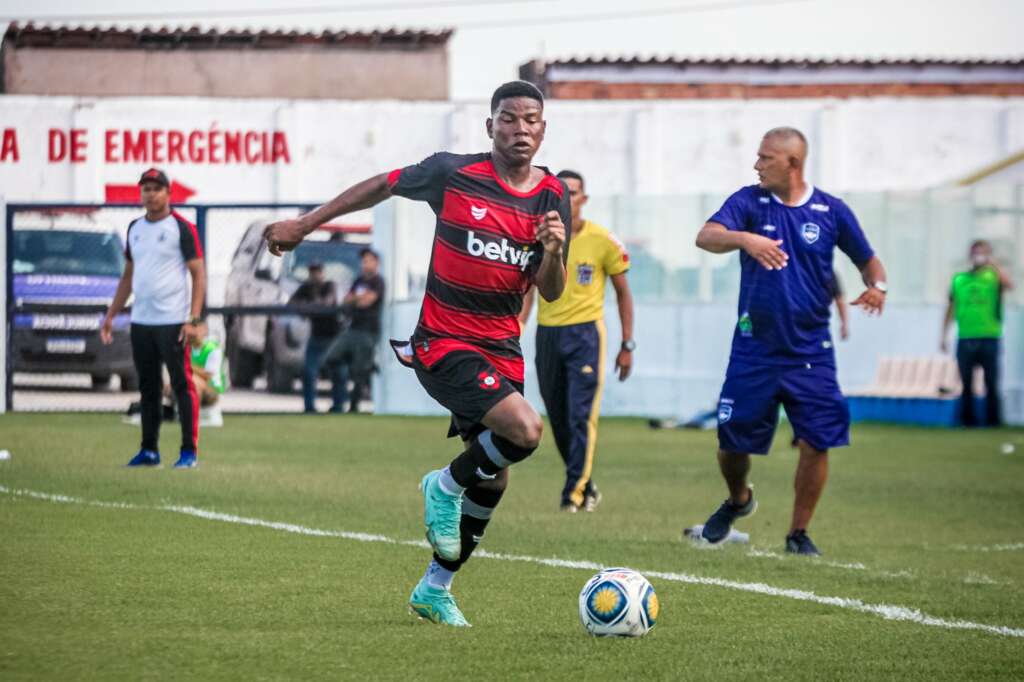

{"left": 694, "top": 128, "right": 889, "bottom": 555}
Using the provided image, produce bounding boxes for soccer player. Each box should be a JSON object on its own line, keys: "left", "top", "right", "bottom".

{"left": 694, "top": 127, "right": 887, "bottom": 555}
{"left": 262, "top": 81, "right": 569, "bottom": 626}
{"left": 519, "top": 169, "right": 634, "bottom": 513}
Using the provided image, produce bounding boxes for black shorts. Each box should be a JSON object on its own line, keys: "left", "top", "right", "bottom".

{"left": 412, "top": 350, "right": 523, "bottom": 440}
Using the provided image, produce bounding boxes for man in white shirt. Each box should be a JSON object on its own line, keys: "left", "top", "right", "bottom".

{"left": 101, "top": 168, "right": 207, "bottom": 468}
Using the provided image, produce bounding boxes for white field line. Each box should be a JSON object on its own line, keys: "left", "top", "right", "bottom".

{"left": 952, "top": 542, "right": 1024, "bottom": 552}
{"left": 745, "top": 546, "right": 914, "bottom": 580}
{"left": 3, "top": 485, "right": 1023, "bottom": 639}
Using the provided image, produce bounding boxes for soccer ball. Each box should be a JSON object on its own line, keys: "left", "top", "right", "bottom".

{"left": 578, "top": 567, "right": 659, "bottom": 637}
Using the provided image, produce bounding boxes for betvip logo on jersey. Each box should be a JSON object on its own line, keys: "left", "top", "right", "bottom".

{"left": 466, "top": 231, "right": 534, "bottom": 271}
{"left": 576, "top": 263, "right": 594, "bottom": 285}
{"left": 801, "top": 222, "right": 821, "bottom": 244}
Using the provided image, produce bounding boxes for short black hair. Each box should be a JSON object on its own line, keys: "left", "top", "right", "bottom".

{"left": 556, "top": 169, "right": 584, "bottom": 192}
{"left": 970, "top": 239, "right": 990, "bottom": 251}
{"left": 490, "top": 80, "right": 544, "bottom": 116}
{"left": 359, "top": 247, "right": 379, "bottom": 260}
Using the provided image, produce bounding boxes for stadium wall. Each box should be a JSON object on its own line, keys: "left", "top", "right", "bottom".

{"left": 376, "top": 299, "right": 1024, "bottom": 426}
{"left": 1, "top": 95, "right": 1024, "bottom": 203}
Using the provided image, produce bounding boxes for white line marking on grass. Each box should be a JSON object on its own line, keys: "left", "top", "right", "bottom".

{"left": 3, "top": 485, "right": 1022, "bottom": 639}
{"left": 952, "top": 542, "right": 1024, "bottom": 552}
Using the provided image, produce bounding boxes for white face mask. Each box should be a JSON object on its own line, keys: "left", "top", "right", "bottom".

{"left": 971, "top": 253, "right": 990, "bottom": 267}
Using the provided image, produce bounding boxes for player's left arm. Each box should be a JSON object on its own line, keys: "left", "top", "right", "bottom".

{"left": 610, "top": 273, "right": 635, "bottom": 381}
{"left": 850, "top": 256, "right": 887, "bottom": 315}
{"left": 534, "top": 210, "right": 567, "bottom": 302}
{"left": 835, "top": 201, "right": 886, "bottom": 316}
{"left": 992, "top": 262, "right": 1015, "bottom": 290}
{"left": 182, "top": 257, "right": 207, "bottom": 344}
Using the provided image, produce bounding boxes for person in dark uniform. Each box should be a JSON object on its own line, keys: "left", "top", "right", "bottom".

{"left": 290, "top": 260, "right": 345, "bottom": 413}
{"left": 520, "top": 170, "right": 635, "bottom": 514}
{"left": 326, "top": 247, "right": 386, "bottom": 412}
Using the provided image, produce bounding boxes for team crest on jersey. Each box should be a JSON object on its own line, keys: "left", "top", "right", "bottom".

{"left": 478, "top": 371, "right": 501, "bottom": 391}
{"left": 718, "top": 399, "right": 734, "bottom": 424}
{"left": 576, "top": 263, "right": 594, "bottom": 285}
{"left": 801, "top": 222, "right": 821, "bottom": 244}
{"left": 470, "top": 205, "right": 487, "bottom": 221}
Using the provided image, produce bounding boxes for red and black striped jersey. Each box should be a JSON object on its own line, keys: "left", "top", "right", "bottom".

{"left": 387, "top": 152, "right": 571, "bottom": 382}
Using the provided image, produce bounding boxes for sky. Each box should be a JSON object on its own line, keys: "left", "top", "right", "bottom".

{"left": 1, "top": 0, "right": 1021, "bottom": 100}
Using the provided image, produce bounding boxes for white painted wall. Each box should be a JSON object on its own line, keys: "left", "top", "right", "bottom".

{"left": 2, "top": 95, "right": 1024, "bottom": 204}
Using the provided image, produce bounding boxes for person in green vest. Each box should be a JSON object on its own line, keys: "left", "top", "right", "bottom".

{"left": 191, "top": 321, "right": 226, "bottom": 406}
{"left": 941, "top": 240, "right": 1014, "bottom": 427}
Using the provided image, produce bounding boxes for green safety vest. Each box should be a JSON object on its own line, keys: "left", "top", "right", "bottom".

{"left": 192, "top": 339, "right": 226, "bottom": 393}
{"left": 950, "top": 267, "right": 1003, "bottom": 339}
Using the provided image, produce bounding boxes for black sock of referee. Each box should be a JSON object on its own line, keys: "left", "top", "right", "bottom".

{"left": 446, "top": 430, "right": 535, "bottom": 489}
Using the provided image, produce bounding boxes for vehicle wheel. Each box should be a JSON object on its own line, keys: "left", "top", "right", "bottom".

{"left": 228, "top": 333, "right": 259, "bottom": 388}
{"left": 119, "top": 372, "right": 139, "bottom": 392}
{"left": 265, "top": 344, "right": 294, "bottom": 394}
{"left": 91, "top": 374, "right": 112, "bottom": 389}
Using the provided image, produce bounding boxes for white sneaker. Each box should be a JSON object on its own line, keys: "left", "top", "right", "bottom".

{"left": 200, "top": 406, "right": 223, "bottom": 427}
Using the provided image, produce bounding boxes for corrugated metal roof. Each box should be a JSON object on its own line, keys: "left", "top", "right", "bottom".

{"left": 543, "top": 56, "right": 1024, "bottom": 68}
{"left": 2, "top": 22, "right": 453, "bottom": 50}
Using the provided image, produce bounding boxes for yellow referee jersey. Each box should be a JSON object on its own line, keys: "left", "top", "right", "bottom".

{"left": 538, "top": 220, "right": 630, "bottom": 327}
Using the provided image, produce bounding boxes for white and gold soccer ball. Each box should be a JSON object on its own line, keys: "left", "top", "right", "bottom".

{"left": 578, "top": 568, "right": 659, "bottom": 637}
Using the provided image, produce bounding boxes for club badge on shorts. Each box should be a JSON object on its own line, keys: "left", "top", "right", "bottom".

{"left": 801, "top": 222, "right": 821, "bottom": 244}
{"left": 718, "top": 398, "right": 734, "bottom": 424}
{"left": 478, "top": 371, "right": 501, "bottom": 391}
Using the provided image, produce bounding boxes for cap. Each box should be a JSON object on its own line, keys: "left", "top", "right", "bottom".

{"left": 138, "top": 168, "right": 170, "bottom": 187}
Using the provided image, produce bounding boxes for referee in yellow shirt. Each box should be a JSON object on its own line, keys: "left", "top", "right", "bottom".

{"left": 520, "top": 170, "right": 635, "bottom": 513}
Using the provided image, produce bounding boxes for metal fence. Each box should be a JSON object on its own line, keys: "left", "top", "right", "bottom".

{"left": 4, "top": 187, "right": 1022, "bottom": 421}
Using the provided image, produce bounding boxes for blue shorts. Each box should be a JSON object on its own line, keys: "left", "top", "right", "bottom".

{"left": 717, "top": 359, "right": 850, "bottom": 455}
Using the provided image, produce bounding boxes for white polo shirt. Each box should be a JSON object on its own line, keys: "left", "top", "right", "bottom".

{"left": 125, "top": 211, "right": 203, "bottom": 325}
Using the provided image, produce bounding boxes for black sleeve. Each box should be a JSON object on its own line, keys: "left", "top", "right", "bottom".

{"left": 290, "top": 283, "right": 310, "bottom": 305}
{"left": 124, "top": 219, "right": 137, "bottom": 261}
{"left": 386, "top": 152, "right": 462, "bottom": 210}
{"left": 372, "top": 274, "right": 386, "bottom": 299}
{"left": 176, "top": 214, "right": 203, "bottom": 261}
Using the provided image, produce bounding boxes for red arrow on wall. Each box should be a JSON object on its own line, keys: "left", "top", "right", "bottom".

{"left": 105, "top": 179, "right": 197, "bottom": 204}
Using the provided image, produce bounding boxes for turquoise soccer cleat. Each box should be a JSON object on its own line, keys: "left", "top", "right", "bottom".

{"left": 408, "top": 576, "right": 471, "bottom": 627}
{"left": 420, "top": 469, "right": 462, "bottom": 562}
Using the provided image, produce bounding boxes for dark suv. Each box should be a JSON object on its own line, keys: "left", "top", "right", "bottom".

{"left": 12, "top": 228, "right": 137, "bottom": 390}
{"left": 223, "top": 222, "right": 365, "bottom": 393}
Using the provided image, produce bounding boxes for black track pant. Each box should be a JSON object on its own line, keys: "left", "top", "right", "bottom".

{"left": 130, "top": 323, "right": 199, "bottom": 453}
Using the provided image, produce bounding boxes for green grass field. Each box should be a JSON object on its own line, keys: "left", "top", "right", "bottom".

{"left": 1, "top": 413, "right": 1023, "bottom": 680}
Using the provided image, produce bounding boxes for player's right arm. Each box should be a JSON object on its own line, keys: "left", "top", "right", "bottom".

{"left": 695, "top": 222, "right": 789, "bottom": 270}
{"left": 940, "top": 286, "right": 955, "bottom": 353}
{"left": 100, "top": 260, "right": 134, "bottom": 345}
{"left": 264, "top": 173, "right": 392, "bottom": 256}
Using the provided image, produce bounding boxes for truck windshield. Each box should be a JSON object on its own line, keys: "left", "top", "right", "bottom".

{"left": 13, "top": 230, "right": 125, "bottom": 277}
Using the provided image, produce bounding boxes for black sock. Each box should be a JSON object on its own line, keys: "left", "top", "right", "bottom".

{"left": 435, "top": 471, "right": 508, "bottom": 572}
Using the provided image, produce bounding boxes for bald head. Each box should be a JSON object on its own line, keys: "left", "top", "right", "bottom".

{"left": 755, "top": 127, "right": 808, "bottom": 195}
{"left": 764, "top": 127, "right": 808, "bottom": 164}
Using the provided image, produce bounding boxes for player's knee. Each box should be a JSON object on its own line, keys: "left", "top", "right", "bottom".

{"left": 513, "top": 412, "right": 543, "bottom": 450}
